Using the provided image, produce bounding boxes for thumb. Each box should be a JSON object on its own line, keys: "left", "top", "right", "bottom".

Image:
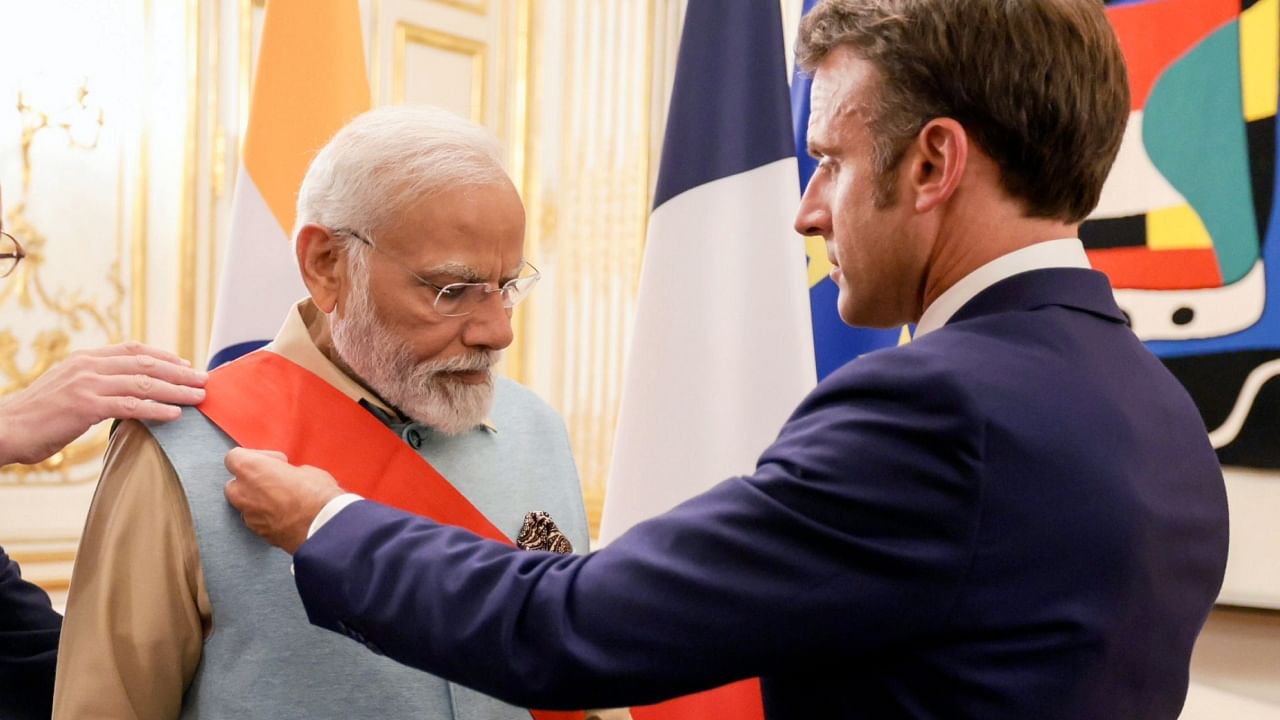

{"left": 225, "top": 446, "right": 289, "bottom": 475}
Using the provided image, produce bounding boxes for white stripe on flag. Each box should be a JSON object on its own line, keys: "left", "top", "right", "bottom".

{"left": 208, "top": 169, "right": 307, "bottom": 359}
{"left": 600, "top": 157, "right": 816, "bottom": 544}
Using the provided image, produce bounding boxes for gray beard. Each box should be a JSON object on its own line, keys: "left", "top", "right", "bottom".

{"left": 330, "top": 284, "right": 498, "bottom": 436}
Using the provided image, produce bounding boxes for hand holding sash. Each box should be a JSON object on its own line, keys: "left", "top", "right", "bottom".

{"left": 224, "top": 448, "right": 344, "bottom": 554}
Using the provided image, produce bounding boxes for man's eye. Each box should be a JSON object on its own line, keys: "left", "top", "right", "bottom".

{"left": 437, "top": 285, "right": 468, "bottom": 299}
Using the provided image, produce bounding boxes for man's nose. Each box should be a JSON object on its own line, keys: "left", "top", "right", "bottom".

{"left": 460, "top": 292, "right": 515, "bottom": 350}
{"left": 794, "top": 180, "right": 830, "bottom": 238}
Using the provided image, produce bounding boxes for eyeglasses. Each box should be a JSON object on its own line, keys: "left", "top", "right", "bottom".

{"left": 0, "top": 188, "right": 24, "bottom": 279}
{"left": 332, "top": 228, "right": 540, "bottom": 318}
{"left": 0, "top": 231, "right": 22, "bottom": 279}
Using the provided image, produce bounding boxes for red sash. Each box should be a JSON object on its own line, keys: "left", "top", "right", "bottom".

{"left": 200, "top": 350, "right": 584, "bottom": 720}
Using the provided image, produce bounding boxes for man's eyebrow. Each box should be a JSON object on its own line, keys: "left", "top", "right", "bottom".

{"left": 807, "top": 140, "right": 833, "bottom": 159}
{"left": 415, "top": 261, "right": 528, "bottom": 284}
{"left": 416, "top": 261, "right": 485, "bottom": 283}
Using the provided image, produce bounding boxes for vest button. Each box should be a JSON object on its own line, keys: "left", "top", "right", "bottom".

{"left": 403, "top": 426, "right": 424, "bottom": 449}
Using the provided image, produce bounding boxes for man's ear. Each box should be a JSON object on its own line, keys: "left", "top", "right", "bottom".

{"left": 907, "top": 117, "right": 969, "bottom": 214}
{"left": 295, "top": 224, "right": 345, "bottom": 313}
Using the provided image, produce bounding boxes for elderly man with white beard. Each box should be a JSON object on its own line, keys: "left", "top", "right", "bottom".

{"left": 52, "top": 106, "right": 615, "bottom": 720}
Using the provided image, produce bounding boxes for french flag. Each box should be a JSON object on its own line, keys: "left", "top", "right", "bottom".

{"left": 207, "top": 0, "right": 370, "bottom": 369}
{"left": 600, "top": 1, "right": 816, "bottom": 717}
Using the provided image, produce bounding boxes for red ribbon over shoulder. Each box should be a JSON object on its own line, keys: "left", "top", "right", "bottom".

{"left": 200, "top": 350, "right": 584, "bottom": 720}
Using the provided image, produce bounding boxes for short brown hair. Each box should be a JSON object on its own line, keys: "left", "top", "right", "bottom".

{"left": 796, "top": 0, "right": 1129, "bottom": 223}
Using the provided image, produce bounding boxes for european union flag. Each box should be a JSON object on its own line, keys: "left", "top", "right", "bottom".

{"left": 791, "top": 0, "right": 902, "bottom": 379}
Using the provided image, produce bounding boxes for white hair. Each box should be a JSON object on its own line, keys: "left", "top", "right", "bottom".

{"left": 294, "top": 105, "right": 508, "bottom": 244}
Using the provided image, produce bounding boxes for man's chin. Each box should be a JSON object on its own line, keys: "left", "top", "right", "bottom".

{"left": 398, "top": 378, "right": 495, "bottom": 435}
{"left": 838, "top": 297, "right": 901, "bottom": 330}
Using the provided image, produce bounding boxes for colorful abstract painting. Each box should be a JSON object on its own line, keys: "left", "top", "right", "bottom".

{"left": 1093, "top": 0, "right": 1280, "bottom": 606}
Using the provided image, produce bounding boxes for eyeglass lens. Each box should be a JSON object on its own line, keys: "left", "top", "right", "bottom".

{"left": 434, "top": 274, "right": 540, "bottom": 317}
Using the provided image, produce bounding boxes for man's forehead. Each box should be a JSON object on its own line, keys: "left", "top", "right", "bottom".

{"left": 807, "top": 84, "right": 859, "bottom": 149}
{"left": 808, "top": 54, "right": 875, "bottom": 137}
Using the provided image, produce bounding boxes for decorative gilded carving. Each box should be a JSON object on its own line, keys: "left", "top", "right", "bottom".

{"left": 0, "top": 84, "right": 124, "bottom": 484}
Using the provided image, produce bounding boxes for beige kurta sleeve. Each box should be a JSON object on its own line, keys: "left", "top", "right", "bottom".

{"left": 51, "top": 420, "right": 212, "bottom": 720}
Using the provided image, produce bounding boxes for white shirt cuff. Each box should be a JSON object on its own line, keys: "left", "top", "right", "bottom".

{"left": 307, "top": 493, "right": 364, "bottom": 540}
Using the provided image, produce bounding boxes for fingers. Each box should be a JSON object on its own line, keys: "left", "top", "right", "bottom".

{"left": 56, "top": 347, "right": 207, "bottom": 420}
{"left": 91, "top": 353, "right": 208, "bottom": 388}
{"left": 224, "top": 474, "right": 246, "bottom": 509}
{"left": 80, "top": 341, "right": 193, "bottom": 367}
{"left": 93, "top": 374, "right": 206, "bottom": 407}
{"left": 224, "top": 448, "right": 291, "bottom": 516}
{"left": 224, "top": 449, "right": 260, "bottom": 512}
{"left": 108, "top": 396, "right": 185, "bottom": 422}
{"left": 225, "top": 447, "right": 290, "bottom": 476}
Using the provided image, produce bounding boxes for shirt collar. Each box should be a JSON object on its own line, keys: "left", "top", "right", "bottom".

{"left": 914, "top": 238, "right": 1091, "bottom": 339}
{"left": 265, "top": 299, "right": 497, "bottom": 432}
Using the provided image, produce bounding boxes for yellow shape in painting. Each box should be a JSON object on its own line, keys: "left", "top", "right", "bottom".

{"left": 898, "top": 325, "right": 912, "bottom": 346}
{"left": 1146, "top": 204, "right": 1214, "bottom": 250}
{"left": 806, "top": 235, "right": 834, "bottom": 288}
{"left": 1242, "top": 0, "right": 1278, "bottom": 122}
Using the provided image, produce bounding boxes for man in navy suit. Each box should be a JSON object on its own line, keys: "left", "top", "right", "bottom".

{"left": 0, "top": 187, "right": 208, "bottom": 720}
{"left": 224, "top": 0, "right": 1230, "bottom": 717}
{"left": 0, "top": 545, "right": 59, "bottom": 720}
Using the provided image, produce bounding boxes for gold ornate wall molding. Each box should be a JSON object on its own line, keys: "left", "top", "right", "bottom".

{"left": 516, "top": 0, "right": 672, "bottom": 533}
{"left": 207, "top": 0, "right": 227, "bottom": 340}
{"left": 505, "top": 0, "right": 536, "bottom": 385}
{"left": 427, "top": 0, "right": 488, "bottom": 16}
{"left": 133, "top": 0, "right": 155, "bottom": 347}
{"left": 178, "top": 0, "right": 202, "bottom": 363}
{"left": 183, "top": 0, "right": 231, "bottom": 368}
{"left": 392, "top": 20, "right": 488, "bottom": 122}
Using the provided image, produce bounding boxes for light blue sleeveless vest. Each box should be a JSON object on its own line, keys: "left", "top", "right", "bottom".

{"left": 149, "top": 377, "right": 588, "bottom": 720}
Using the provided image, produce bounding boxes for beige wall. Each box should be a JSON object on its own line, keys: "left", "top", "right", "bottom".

{"left": 1186, "top": 608, "right": 1280, "bottom": 715}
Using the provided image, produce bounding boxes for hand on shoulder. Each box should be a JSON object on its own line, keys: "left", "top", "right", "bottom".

{"left": 0, "top": 341, "right": 207, "bottom": 465}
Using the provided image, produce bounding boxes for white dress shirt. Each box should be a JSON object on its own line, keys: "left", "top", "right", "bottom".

{"left": 913, "top": 238, "right": 1092, "bottom": 339}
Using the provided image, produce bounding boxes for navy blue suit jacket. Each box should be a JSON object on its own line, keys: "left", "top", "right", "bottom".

{"left": 0, "top": 545, "right": 60, "bottom": 720}
{"left": 294, "top": 268, "right": 1229, "bottom": 719}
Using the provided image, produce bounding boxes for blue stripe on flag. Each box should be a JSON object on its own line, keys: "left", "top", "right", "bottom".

{"left": 652, "top": 0, "right": 795, "bottom": 210}
{"left": 208, "top": 340, "right": 269, "bottom": 371}
{"left": 792, "top": 0, "right": 901, "bottom": 379}
{"left": 790, "top": 0, "right": 818, "bottom": 195}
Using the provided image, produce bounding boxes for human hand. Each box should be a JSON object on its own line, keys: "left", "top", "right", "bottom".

{"left": 0, "top": 341, "right": 207, "bottom": 465}
{"left": 224, "top": 448, "right": 344, "bottom": 554}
